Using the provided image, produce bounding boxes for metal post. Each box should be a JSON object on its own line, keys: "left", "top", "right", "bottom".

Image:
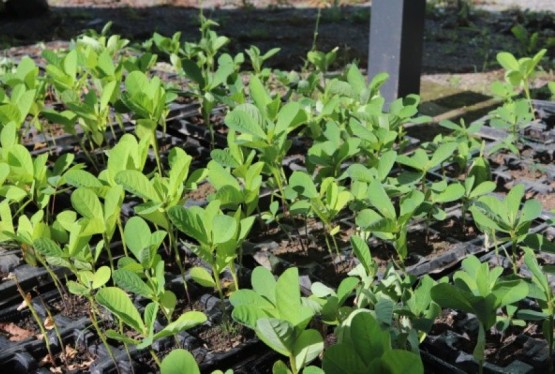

{"left": 368, "top": 0, "right": 426, "bottom": 104}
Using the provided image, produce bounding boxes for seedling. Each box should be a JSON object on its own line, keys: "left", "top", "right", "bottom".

{"left": 469, "top": 184, "right": 542, "bottom": 272}
{"left": 322, "top": 311, "right": 424, "bottom": 374}
{"left": 286, "top": 171, "right": 352, "bottom": 257}
{"left": 230, "top": 267, "right": 324, "bottom": 374}
{"left": 96, "top": 286, "right": 206, "bottom": 368}
{"left": 431, "top": 255, "right": 529, "bottom": 374}
{"left": 356, "top": 180, "right": 424, "bottom": 261}
{"left": 168, "top": 200, "right": 254, "bottom": 298}
{"left": 496, "top": 49, "right": 546, "bottom": 114}
{"left": 224, "top": 76, "right": 307, "bottom": 207}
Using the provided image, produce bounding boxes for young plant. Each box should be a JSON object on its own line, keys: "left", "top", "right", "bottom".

{"left": 224, "top": 76, "right": 307, "bottom": 207}
{"left": 95, "top": 286, "right": 206, "bottom": 368}
{"left": 286, "top": 171, "right": 352, "bottom": 257}
{"left": 431, "top": 255, "right": 529, "bottom": 374}
{"left": 245, "top": 45, "right": 280, "bottom": 81}
{"left": 469, "top": 184, "right": 542, "bottom": 272}
{"left": 489, "top": 98, "right": 534, "bottom": 152}
{"left": 306, "top": 121, "right": 361, "bottom": 181}
{"left": 519, "top": 248, "right": 555, "bottom": 371}
{"left": 230, "top": 267, "right": 324, "bottom": 374}
{"left": 396, "top": 142, "right": 458, "bottom": 191}
{"left": 355, "top": 181, "right": 424, "bottom": 262}
{"left": 119, "top": 70, "right": 174, "bottom": 174}
{"left": 168, "top": 200, "right": 255, "bottom": 298}
{"left": 496, "top": 49, "right": 546, "bottom": 113}
{"left": 322, "top": 310, "right": 424, "bottom": 374}
{"left": 460, "top": 176, "right": 496, "bottom": 228}
{"left": 417, "top": 180, "right": 464, "bottom": 238}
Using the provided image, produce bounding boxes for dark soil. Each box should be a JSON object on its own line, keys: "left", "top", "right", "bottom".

{"left": 185, "top": 182, "right": 216, "bottom": 202}
{"left": 197, "top": 321, "right": 252, "bottom": 353}
{"left": 431, "top": 216, "right": 478, "bottom": 242}
{"left": 51, "top": 294, "right": 91, "bottom": 320}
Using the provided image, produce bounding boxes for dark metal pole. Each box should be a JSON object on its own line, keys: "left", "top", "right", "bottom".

{"left": 368, "top": 0, "right": 426, "bottom": 103}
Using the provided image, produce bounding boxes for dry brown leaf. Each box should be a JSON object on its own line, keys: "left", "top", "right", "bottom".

{"left": 64, "top": 345, "right": 77, "bottom": 360}
{"left": 17, "top": 293, "right": 32, "bottom": 311}
{"left": 33, "top": 142, "right": 47, "bottom": 150}
{"left": 0, "top": 322, "right": 35, "bottom": 341}
{"left": 49, "top": 366, "right": 63, "bottom": 374}
{"left": 44, "top": 316, "right": 55, "bottom": 330}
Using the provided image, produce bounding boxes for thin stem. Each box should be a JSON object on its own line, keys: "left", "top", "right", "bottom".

{"left": 14, "top": 277, "right": 55, "bottom": 364}
{"left": 88, "top": 296, "right": 121, "bottom": 374}
{"left": 169, "top": 228, "right": 191, "bottom": 303}
{"left": 150, "top": 349, "right": 162, "bottom": 368}
{"left": 289, "top": 354, "right": 299, "bottom": 374}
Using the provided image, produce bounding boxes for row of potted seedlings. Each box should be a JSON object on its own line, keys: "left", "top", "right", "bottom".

{"left": 0, "top": 18, "right": 554, "bottom": 373}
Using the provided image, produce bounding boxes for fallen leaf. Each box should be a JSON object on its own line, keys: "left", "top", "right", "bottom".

{"left": 17, "top": 293, "right": 32, "bottom": 311}
{"left": 44, "top": 316, "right": 55, "bottom": 330}
{"left": 64, "top": 345, "right": 77, "bottom": 360}
{"left": 0, "top": 322, "right": 35, "bottom": 341}
{"left": 33, "top": 142, "right": 47, "bottom": 150}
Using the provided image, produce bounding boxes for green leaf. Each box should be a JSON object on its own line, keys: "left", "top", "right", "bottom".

{"left": 256, "top": 318, "right": 294, "bottom": 357}
{"left": 95, "top": 287, "right": 145, "bottom": 333}
{"left": 276, "top": 268, "right": 302, "bottom": 324}
{"left": 71, "top": 188, "right": 103, "bottom": 219}
{"left": 289, "top": 171, "right": 318, "bottom": 199}
{"left": 154, "top": 311, "right": 207, "bottom": 339}
{"left": 92, "top": 266, "right": 111, "bottom": 289}
{"left": 160, "top": 349, "right": 200, "bottom": 374}
{"left": 252, "top": 266, "right": 277, "bottom": 304}
{"left": 293, "top": 329, "right": 324, "bottom": 370}
{"left": 115, "top": 170, "right": 159, "bottom": 202}
{"left": 367, "top": 181, "right": 395, "bottom": 220}
{"left": 322, "top": 343, "right": 367, "bottom": 374}
{"left": 272, "top": 360, "right": 292, "bottom": 374}
{"left": 212, "top": 214, "right": 237, "bottom": 244}
{"left": 190, "top": 266, "right": 216, "bottom": 288}
{"left": 33, "top": 237, "right": 64, "bottom": 258}
{"left": 350, "top": 236, "right": 373, "bottom": 275}
{"left": 497, "top": 52, "right": 519, "bottom": 71}
{"left": 124, "top": 216, "right": 151, "bottom": 261}
{"left": 382, "top": 349, "right": 424, "bottom": 374}
{"left": 113, "top": 268, "right": 152, "bottom": 298}
{"left": 225, "top": 107, "right": 266, "bottom": 139}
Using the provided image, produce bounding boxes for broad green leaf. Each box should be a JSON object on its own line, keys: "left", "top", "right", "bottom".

{"left": 92, "top": 266, "right": 111, "bottom": 289}
{"left": 367, "top": 181, "right": 395, "bottom": 220}
{"left": 252, "top": 266, "right": 277, "bottom": 304}
{"left": 322, "top": 343, "right": 367, "bottom": 374}
{"left": 276, "top": 268, "right": 301, "bottom": 323}
{"left": 350, "top": 236, "right": 373, "bottom": 274}
{"left": 115, "top": 170, "right": 159, "bottom": 202}
{"left": 256, "top": 318, "right": 294, "bottom": 357}
{"left": 293, "top": 329, "right": 324, "bottom": 370}
{"left": 212, "top": 214, "right": 237, "bottom": 244}
{"left": 95, "top": 287, "right": 145, "bottom": 333}
{"left": 154, "top": 311, "right": 207, "bottom": 339}
{"left": 382, "top": 349, "right": 424, "bottom": 374}
{"left": 33, "top": 237, "right": 64, "bottom": 258}
{"left": 160, "top": 349, "right": 200, "bottom": 374}
{"left": 113, "top": 268, "right": 152, "bottom": 298}
{"left": 71, "top": 188, "right": 103, "bottom": 219}
{"left": 124, "top": 216, "right": 151, "bottom": 261}
{"left": 189, "top": 266, "right": 216, "bottom": 288}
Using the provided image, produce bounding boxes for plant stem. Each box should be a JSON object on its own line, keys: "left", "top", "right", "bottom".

{"left": 168, "top": 228, "right": 191, "bottom": 303}
{"left": 289, "top": 355, "right": 299, "bottom": 374}
{"left": 150, "top": 349, "right": 162, "bottom": 368}
{"left": 13, "top": 277, "right": 56, "bottom": 364}
{"left": 88, "top": 297, "right": 121, "bottom": 374}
